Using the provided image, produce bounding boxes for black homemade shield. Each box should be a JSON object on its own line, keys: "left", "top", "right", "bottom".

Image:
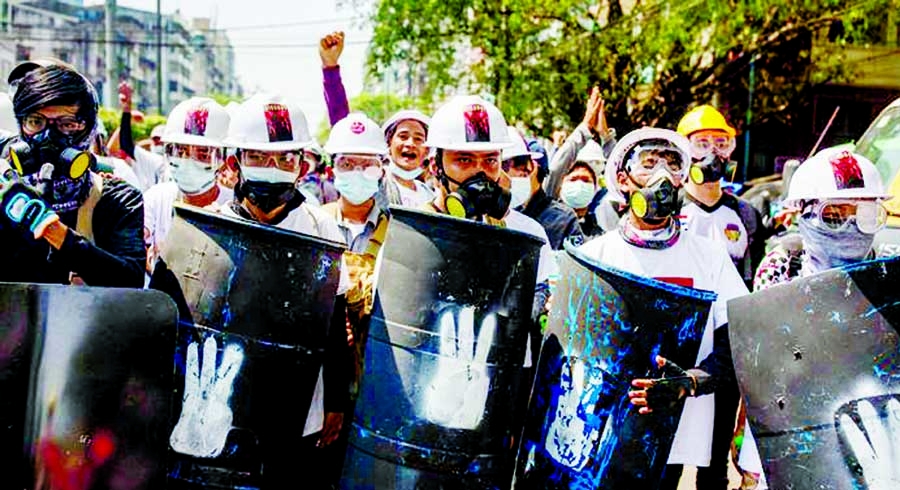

{"left": 0, "top": 284, "right": 177, "bottom": 490}
{"left": 513, "top": 245, "right": 717, "bottom": 488}
{"left": 340, "top": 207, "right": 543, "bottom": 489}
{"left": 729, "top": 256, "right": 900, "bottom": 489}
{"left": 158, "top": 204, "right": 345, "bottom": 489}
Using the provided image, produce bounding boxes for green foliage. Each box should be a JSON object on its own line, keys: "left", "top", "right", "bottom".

{"left": 97, "top": 107, "right": 167, "bottom": 143}
{"left": 315, "top": 92, "right": 432, "bottom": 143}
{"left": 359, "top": 0, "right": 889, "bottom": 135}
{"left": 208, "top": 92, "right": 244, "bottom": 107}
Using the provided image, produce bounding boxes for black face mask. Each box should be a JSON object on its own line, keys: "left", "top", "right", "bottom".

{"left": 628, "top": 173, "right": 681, "bottom": 223}
{"left": 443, "top": 171, "right": 511, "bottom": 220}
{"left": 12, "top": 127, "right": 91, "bottom": 180}
{"left": 689, "top": 155, "right": 729, "bottom": 185}
{"left": 235, "top": 177, "right": 298, "bottom": 214}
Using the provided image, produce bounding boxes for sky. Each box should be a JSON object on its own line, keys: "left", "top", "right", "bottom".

{"left": 84, "top": 0, "right": 372, "bottom": 132}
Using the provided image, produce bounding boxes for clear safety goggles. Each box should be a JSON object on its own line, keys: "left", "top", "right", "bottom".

{"left": 624, "top": 147, "right": 686, "bottom": 179}
{"left": 165, "top": 143, "right": 222, "bottom": 167}
{"left": 334, "top": 155, "right": 384, "bottom": 179}
{"left": 239, "top": 149, "right": 305, "bottom": 173}
{"left": 689, "top": 133, "right": 736, "bottom": 159}
{"left": 804, "top": 199, "right": 887, "bottom": 234}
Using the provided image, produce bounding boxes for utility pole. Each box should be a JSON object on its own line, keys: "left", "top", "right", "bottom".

{"left": 104, "top": 0, "right": 116, "bottom": 107}
{"left": 156, "top": 0, "right": 163, "bottom": 114}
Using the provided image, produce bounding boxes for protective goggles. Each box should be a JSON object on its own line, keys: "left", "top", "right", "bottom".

{"left": 334, "top": 155, "right": 384, "bottom": 178}
{"left": 803, "top": 199, "right": 887, "bottom": 234}
{"left": 21, "top": 113, "right": 86, "bottom": 136}
{"left": 624, "top": 146, "right": 686, "bottom": 179}
{"left": 165, "top": 143, "right": 222, "bottom": 166}
{"left": 239, "top": 149, "right": 304, "bottom": 173}
{"left": 689, "top": 134, "right": 736, "bottom": 159}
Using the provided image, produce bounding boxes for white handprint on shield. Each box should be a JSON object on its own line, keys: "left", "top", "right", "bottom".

{"left": 422, "top": 307, "right": 496, "bottom": 430}
{"left": 170, "top": 336, "right": 245, "bottom": 458}
{"left": 545, "top": 358, "right": 604, "bottom": 470}
{"left": 839, "top": 397, "right": 900, "bottom": 489}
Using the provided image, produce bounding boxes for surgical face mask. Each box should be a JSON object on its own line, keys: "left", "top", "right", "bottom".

{"left": 509, "top": 176, "right": 532, "bottom": 208}
{"left": 798, "top": 216, "right": 875, "bottom": 273}
{"left": 389, "top": 161, "right": 424, "bottom": 181}
{"left": 150, "top": 144, "right": 164, "bottom": 155}
{"left": 627, "top": 170, "right": 680, "bottom": 222}
{"left": 334, "top": 169, "right": 380, "bottom": 205}
{"left": 241, "top": 166, "right": 298, "bottom": 185}
{"left": 561, "top": 181, "right": 596, "bottom": 210}
{"left": 170, "top": 157, "right": 216, "bottom": 195}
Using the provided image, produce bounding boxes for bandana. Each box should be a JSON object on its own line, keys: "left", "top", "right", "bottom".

{"left": 619, "top": 214, "right": 681, "bottom": 250}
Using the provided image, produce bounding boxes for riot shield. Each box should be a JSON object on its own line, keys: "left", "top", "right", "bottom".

{"left": 513, "top": 245, "right": 718, "bottom": 488}
{"left": 157, "top": 204, "right": 346, "bottom": 489}
{"left": 0, "top": 283, "right": 177, "bottom": 490}
{"left": 729, "top": 256, "right": 900, "bottom": 489}
{"left": 340, "top": 207, "right": 543, "bottom": 489}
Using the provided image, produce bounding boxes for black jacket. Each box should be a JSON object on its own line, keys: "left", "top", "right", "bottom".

{"left": 518, "top": 188, "right": 584, "bottom": 250}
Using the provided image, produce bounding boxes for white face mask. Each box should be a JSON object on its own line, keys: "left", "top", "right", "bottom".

{"left": 561, "top": 181, "right": 596, "bottom": 210}
{"left": 334, "top": 170, "right": 381, "bottom": 205}
{"left": 509, "top": 176, "right": 532, "bottom": 208}
{"left": 170, "top": 157, "right": 216, "bottom": 195}
{"left": 241, "top": 166, "right": 298, "bottom": 184}
{"left": 389, "top": 162, "right": 424, "bottom": 181}
{"left": 150, "top": 145, "right": 165, "bottom": 155}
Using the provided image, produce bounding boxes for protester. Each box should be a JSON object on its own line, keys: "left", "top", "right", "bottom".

{"left": 115, "top": 81, "right": 170, "bottom": 191}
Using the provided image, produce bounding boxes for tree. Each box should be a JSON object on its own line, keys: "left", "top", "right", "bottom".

{"left": 352, "top": 0, "right": 888, "bottom": 136}
{"left": 315, "top": 92, "right": 432, "bottom": 143}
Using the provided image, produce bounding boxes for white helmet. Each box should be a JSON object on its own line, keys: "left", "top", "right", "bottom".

{"left": 501, "top": 126, "right": 541, "bottom": 161}
{"left": 784, "top": 148, "right": 889, "bottom": 205}
{"left": 224, "top": 93, "right": 312, "bottom": 151}
{"left": 577, "top": 140, "right": 606, "bottom": 163}
{"left": 0, "top": 93, "right": 17, "bottom": 133}
{"left": 425, "top": 95, "right": 512, "bottom": 151}
{"left": 382, "top": 109, "right": 430, "bottom": 141}
{"left": 224, "top": 101, "right": 241, "bottom": 118}
{"left": 324, "top": 112, "right": 388, "bottom": 155}
{"left": 162, "top": 97, "right": 230, "bottom": 147}
{"left": 603, "top": 127, "right": 692, "bottom": 203}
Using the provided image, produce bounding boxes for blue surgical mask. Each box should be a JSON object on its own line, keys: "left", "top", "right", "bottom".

{"left": 170, "top": 157, "right": 216, "bottom": 195}
{"left": 561, "top": 181, "right": 596, "bottom": 210}
{"left": 335, "top": 169, "right": 380, "bottom": 205}
{"left": 241, "top": 166, "right": 297, "bottom": 185}
{"left": 798, "top": 217, "right": 875, "bottom": 274}
{"left": 389, "top": 162, "right": 423, "bottom": 181}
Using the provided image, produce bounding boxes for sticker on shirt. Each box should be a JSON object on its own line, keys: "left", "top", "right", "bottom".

{"left": 724, "top": 223, "right": 742, "bottom": 242}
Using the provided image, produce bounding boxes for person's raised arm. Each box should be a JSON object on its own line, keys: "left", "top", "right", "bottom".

{"left": 321, "top": 31, "right": 350, "bottom": 126}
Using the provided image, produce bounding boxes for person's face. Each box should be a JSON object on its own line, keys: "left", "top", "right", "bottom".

{"left": 333, "top": 153, "right": 385, "bottom": 179}
{"left": 239, "top": 148, "right": 309, "bottom": 180}
{"left": 166, "top": 143, "right": 222, "bottom": 169}
{"left": 564, "top": 165, "right": 595, "bottom": 186}
{"left": 151, "top": 136, "right": 162, "bottom": 147}
{"left": 389, "top": 120, "right": 428, "bottom": 171}
{"left": 503, "top": 157, "right": 534, "bottom": 179}
{"left": 20, "top": 105, "right": 84, "bottom": 136}
{"left": 617, "top": 149, "right": 685, "bottom": 195}
{"left": 441, "top": 149, "right": 501, "bottom": 191}
{"left": 688, "top": 129, "right": 735, "bottom": 160}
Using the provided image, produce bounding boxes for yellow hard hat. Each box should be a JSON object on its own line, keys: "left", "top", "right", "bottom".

{"left": 677, "top": 105, "right": 736, "bottom": 138}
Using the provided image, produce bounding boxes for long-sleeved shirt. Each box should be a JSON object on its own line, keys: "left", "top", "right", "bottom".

{"left": 324, "top": 66, "right": 350, "bottom": 126}
{"left": 543, "top": 123, "right": 616, "bottom": 200}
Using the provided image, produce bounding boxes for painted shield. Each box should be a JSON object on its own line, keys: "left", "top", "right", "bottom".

{"left": 0, "top": 284, "right": 177, "bottom": 489}
{"left": 513, "top": 245, "right": 717, "bottom": 488}
{"left": 340, "top": 206, "right": 543, "bottom": 489}
{"left": 157, "top": 204, "right": 345, "bottom": 488}
{"left": 729, "top": 256, "right": 900, "bottom": 489}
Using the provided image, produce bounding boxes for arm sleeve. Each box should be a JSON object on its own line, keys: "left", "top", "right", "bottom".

{"left": 324, "top": 294, "right": 351, "bottom": 413}
{"left": 323, "top": 66, "right": 350, "bottom": 126}
{"left": 544, "top": 123, "right": 592, "bottom": 198}
{"left": 695, "top": 324, "right": 735, "bottom": 396}
{"left": 50, "top": 180, "right": 146, "bottom": 288}
{"left": 119, "top": 111, "right": 135, "bottom": 160}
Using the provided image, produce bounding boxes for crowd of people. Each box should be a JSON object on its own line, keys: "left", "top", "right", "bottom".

{"left": 0, "top": 29, "right": 893, "bottom": 490}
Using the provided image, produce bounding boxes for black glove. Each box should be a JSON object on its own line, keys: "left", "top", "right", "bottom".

{"left": 629, "top": 356, "right": 711, "bottom": 414}
{"left": 0, "top": 177, "right": 59, "bottom": 239}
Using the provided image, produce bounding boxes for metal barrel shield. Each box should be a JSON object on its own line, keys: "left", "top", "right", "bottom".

{"left": 340, "top": 207, "right": 543, "bottom": 489}
{"left": 0, "top": 284, "right": 178, "bottom": 489}
{"left": 157, "top": 204, "right": 345, "bottom": 488}
{"left": 729, "top": 256, "right": 900, "bottom": 489}
{"left": 513, "top": 245, "right": 717, "bottom": 488}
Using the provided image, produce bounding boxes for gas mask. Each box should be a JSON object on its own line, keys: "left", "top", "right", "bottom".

{"left": 443, "top": 171, "right": 511, "bottom": 220}
{"left": 689, "top": 154, "right": 729, "bottom": 185}
{"left": 235, "top": 166, "right": 298, "bottom": 214}
{"left": 628, "top": 170, "right": 681, "bottom": 223}
{"left": 6, "top": 134, "right": 93, "bottom": 181}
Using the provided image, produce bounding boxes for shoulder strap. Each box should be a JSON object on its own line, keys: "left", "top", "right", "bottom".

{"left": 76, "top": 173, "right": 104, "bottom": 243}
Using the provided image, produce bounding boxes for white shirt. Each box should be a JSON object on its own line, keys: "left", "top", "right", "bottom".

{"left": 222, "top": 201, "right": 351, "bottom": 437}
{"left": 396, "top": 180, "right": 435, "bottom": 208}
{"left": 144, "top": 181, "right": 234, "bottom": 260}
{"left": 133, "top": 146, "right": 170, "bottom": 192}
{"left": 577, "top": 230, "right": 749, "bottom": 466}
{"left": 504, "top": 209, "right": 556, "bottom": 284}
{"left": 681, "top": 198, "right": 749, "bottom": 263}
{"left": 96, "top": 155, "right": 142, "bottom": 190}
